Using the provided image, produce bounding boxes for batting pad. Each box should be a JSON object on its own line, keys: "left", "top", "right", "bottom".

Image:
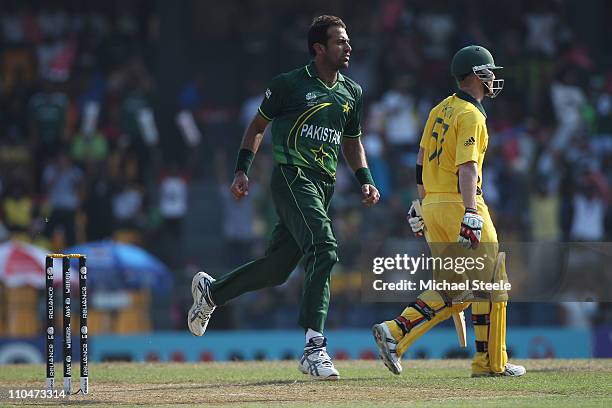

{"left": 393, "top": 290, "right": 469, "bottom": 357}
{"left": 471, "top": 301, "right": 508, "bottom": 374}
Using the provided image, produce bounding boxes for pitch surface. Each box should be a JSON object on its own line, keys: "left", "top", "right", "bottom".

{"left": 0, "top": 359, "right": 610, "bottom": 407}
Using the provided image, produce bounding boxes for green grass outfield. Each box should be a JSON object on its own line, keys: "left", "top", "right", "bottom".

{"left": 0, "top": 359, "right": 611, "bottom": 407}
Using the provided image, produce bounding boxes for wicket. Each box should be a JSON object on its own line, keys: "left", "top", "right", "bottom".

{"left": 45, "top": 254, "right": 88, "bottom": 395}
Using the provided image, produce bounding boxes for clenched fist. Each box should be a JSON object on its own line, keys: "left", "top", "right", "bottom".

{"left": 361, "top": 184, "right": 380, "bottom": 207}
{"left": 230, "top": 171, "right": 249, "bottom": 200}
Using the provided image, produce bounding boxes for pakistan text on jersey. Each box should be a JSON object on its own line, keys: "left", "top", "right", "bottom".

{"left": 300, "top": 124, "right": 342, "bottom": 145}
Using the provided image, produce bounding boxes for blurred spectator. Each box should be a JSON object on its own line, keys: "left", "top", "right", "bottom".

{"left": 550, "top": 69, "right": 586, "bottom": 151}
{"left": 70, "top": 128, "right": 109, "bottom": 167}
{"left": 379, "top": 75, "right": 420, "bottom": 151}
{"left": 524, "top": 4, "right": 560, "bottom": 57}
{"left": 593, "top": 81, "right": 612, "bottom": 138}
{"left": 179, "top": 73, "right": 204, "bottom": 111}
{"left": 559, "top": 302, "right": 598, "bottom": 328}
{"left": 417, "top": 5, "right": 455, "bottom": 61}
{"left": 42, "top": 150, "right": 84, "bottom": 246}
{"left": 529, "top": 183, "right": 561, "bottom": 241}
{"left": 158, "top": 163, "right": 189, "bottom": 268}
{"left": 570, "top": 181, "right": 606, "bottom": 241}
{"left": 112, "top": 180, "right": 145, "bottom": 232}
{"left": 1, "top": 176, "right": 35, "bottom": 240}
{"left": 74, "top": 66, "right": 107, "bottom": 114}
{"left": 83, "top": 164, "right": 113, "bottom": 241}
{"left": 0, "top": 67, "right": 33, "bottom": 142}
{"left": 116, "top": 57, "right": 157, "bottom": 174}
{"left": 28, "top": 79, "right": 69, "bottom": 156}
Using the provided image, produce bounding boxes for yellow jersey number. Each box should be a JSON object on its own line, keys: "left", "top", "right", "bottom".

{"left": 428, "top": 117, "right": 449, "bottom": 163}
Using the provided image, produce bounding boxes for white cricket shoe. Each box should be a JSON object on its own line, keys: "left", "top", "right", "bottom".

{"left": 298, "top": 336, "right": 340, "bottom": 380}
{"left": 187, "top": 271, "right": 216, "bottom": 336}
{"left": 372, "top": 323, "right": 402, "bottom": 375}
{"left": 472, "top": 362, "right": 526, "bottom": 377}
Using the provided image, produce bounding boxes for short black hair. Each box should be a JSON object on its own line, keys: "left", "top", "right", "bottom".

{"left": 307, "top": 15, "right": 346, "bottom": 57}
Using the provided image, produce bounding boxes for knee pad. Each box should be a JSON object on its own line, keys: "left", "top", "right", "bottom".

{"left": 396, "top": 291, "right": 450, "bottom": 330}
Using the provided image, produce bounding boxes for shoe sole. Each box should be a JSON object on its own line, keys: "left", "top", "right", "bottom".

{"left": 471, "top": 371, "right": 526, "bottom": 378}
{"left": 372, "top": 324, "right": 401, "bottom": 375}
{"left": 298, "top": 366, "right": 340, "bottom": 380}
{"left": 313, "top": 374, "right": 339, "bottom": 381}
{"left": 187, "top": 271, "right": 213, "bottom": 337}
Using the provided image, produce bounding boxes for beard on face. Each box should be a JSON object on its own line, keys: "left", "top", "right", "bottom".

{"left": 340, "top": 56, "right": 349, "bottom": 69}
{"left": 325, "top": 51, "right": 348, "bottom": 71}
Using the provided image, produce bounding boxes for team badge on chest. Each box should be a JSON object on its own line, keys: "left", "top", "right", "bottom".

{"left": 305, "top": 91, "right": 319, "bottom": 107}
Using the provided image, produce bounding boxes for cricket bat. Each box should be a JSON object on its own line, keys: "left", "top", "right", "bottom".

{"left": 494, "top": 252, "right": 506, "bottom": 282}
{"left": 451, "top": 252, "right": 506, "bottom": 348}
{"left": 452, "top": 311, "right": 467, "bottom": 348}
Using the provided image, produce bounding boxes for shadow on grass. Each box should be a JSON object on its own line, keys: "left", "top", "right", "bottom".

{"left": 96, "top": 376, "right": 394, "bottom": 393}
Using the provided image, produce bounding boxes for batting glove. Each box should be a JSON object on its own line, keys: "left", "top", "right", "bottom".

{"left": 457, "top": 208, "right": 483, "bottom": 249}
{"left": 407, "top": 202, "right": 425, "bottom": 237}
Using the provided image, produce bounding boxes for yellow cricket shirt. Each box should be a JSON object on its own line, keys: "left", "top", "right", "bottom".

{"left": 419, "top": 90, "right": 488, "bottom": 195}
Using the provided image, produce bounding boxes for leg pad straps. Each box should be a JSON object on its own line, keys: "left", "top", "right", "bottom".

{"left": 472, "top": 314, "right": 490, "bottom": 325}
{"left": 393, "top": 316, "right": 414, "bottom": 336}
{"left": 475, "top": 341, "right": 488, "bottom": 352}
{"left": 413, "top": 299, "right": 436, "bottom": 320}
{"left": 393, "top": 299, "right": 438, "bottom": 336}
{"left": 394, "top": 295, "right": 454, "bottom": 337}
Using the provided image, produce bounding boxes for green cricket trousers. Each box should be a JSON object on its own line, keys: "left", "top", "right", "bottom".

{"left": 210, "top": 164, "right": 337, "bottom": 332}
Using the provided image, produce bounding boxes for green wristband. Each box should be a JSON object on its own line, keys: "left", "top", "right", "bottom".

{"left": 234, "top": 148, "right": 254, "bottom": 175}
{"left": 355, "top": 167, "right": 375, "bottom": 186}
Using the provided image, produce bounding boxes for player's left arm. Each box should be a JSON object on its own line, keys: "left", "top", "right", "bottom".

{"left": 455, "top": 111, "right": 485, "bottom": 249}
{"left": 342, "top": 136, "right": 380, "bottom": 207}
{"left": 341, "top": 85, "right": 379, "bottom": 207}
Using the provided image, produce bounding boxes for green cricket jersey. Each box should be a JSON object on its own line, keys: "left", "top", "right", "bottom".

{"left": 28, "top": 92, "right": 68, "bottom": 145}
{"left": 259, "top": 61, "right": 363, "bottom": 178}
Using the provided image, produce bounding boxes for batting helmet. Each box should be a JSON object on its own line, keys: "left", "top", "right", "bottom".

{"left": 451, "top": 45, "right": 504, "bottom": 98}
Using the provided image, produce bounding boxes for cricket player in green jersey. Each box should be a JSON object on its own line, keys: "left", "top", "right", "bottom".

{"left": 187, "top": 15, "right": 380, "bottom": 380}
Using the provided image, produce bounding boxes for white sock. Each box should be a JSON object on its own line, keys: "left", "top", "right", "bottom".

{"left": 305, "top": 328, "right": 323, "bottom": 342}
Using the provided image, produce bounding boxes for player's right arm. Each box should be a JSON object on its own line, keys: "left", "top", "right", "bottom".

{"left": 407, "top": 125, "right": 429, "bottom": 237}
{"left": 230, "top": 113, "right": 270, "bottom": 200}
{"left": 231, "top": 75, "right": 287, "bottom": 200}
{"left": 416, "top": 147, "right": 425, "bottom": 200}
{"left": 241, "top": 114, "right": 270, "bottom": 153}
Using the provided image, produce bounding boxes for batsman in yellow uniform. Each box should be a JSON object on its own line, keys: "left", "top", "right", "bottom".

{"left": 372, "top": 45, "right": 526, "bottom": 377}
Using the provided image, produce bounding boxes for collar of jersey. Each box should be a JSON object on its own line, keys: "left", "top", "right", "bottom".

{"left": 455, "top": 89, "right": 487, "bottom": 118}
{"left": 305, "top": 61, "right": 344, "bottom": 89}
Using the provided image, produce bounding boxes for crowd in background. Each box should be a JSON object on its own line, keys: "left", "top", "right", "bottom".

{"left": 0, "top": 0, "right": 610, "bottom": 331}
{"left": 0, "top": 1, "right": 175, "bottom": 254}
